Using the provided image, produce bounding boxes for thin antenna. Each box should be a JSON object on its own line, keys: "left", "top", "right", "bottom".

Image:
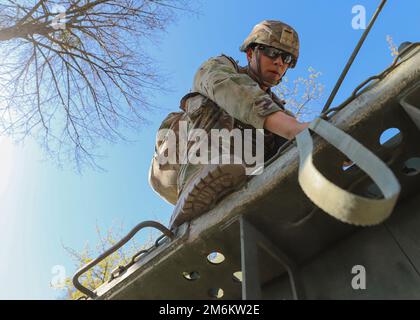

{"left": 321, "top": 0, "right": 388, "bottom": 114}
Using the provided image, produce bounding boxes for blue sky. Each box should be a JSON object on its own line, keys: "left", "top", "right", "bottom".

{"left": 0, "top": 0, "right": 419, "bottom": 299}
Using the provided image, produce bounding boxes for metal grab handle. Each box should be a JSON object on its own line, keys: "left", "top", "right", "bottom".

{"left": 72, "top": 221, "right": 174, "bottom": 299}
{"left": 321, "top": 0, "right": 387, "bottom": 114}
{"left": 296, "top": 118, "right": 401, "bottom": 226}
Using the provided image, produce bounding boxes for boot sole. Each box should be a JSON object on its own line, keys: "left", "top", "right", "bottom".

{"left": 170, "top": 164, "right": 247, "bottom": 228}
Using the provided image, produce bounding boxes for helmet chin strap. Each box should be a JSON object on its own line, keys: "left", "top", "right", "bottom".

{"left": 248, "top": 46, "right": 282, "bottom": 89}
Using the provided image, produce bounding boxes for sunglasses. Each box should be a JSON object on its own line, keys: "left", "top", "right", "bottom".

{"left": 257, "top": 45, "right": 294, "bottom": 65}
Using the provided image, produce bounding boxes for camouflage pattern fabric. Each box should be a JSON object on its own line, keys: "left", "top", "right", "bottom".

{"left": 177, "top": 55, "right": 292, "bottom": 195}
{"left": 240, "top": 20, "right": 300, "bottom": 68}
{"left": 193, "top": 55, "right": 295, "bottom": 127}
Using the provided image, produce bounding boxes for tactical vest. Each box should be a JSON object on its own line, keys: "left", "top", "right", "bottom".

{"left": 149, "top": 55, "right": 290, "bottom": 205}
{"left": 221, "top": 55, "right": 289, "bottom": 161}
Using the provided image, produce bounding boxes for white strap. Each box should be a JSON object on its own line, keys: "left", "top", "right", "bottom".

{"left": 296, "top": 118, "right": 401, "bottom": 226}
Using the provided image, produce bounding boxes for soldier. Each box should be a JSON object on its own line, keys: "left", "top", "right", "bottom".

{"left": 169, "top": 20, "right": 309, "bottom": 228}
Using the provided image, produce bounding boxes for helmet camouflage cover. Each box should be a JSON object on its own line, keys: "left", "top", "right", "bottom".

{"left": 240, "top": 20, "right": 300, "bottom": 68}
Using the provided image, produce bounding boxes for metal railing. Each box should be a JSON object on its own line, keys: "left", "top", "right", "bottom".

{"left": 72, "top": 220, "right": 174, "bottom": 299}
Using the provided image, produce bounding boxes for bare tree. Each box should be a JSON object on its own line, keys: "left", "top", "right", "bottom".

{"left": 0, "top": 0, "right": 191, "bottom": 170}
{"left": 275, "top": 66, "right": 324, "bottom": 121}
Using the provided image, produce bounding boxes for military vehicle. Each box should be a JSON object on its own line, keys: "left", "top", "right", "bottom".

{"left": 72, "top": 2, "right": 420, "bottom": 300}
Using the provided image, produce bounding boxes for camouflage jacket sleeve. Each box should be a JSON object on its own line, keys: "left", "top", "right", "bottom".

{"left": 192, "top": 55, "right": 285, "bottom": 129}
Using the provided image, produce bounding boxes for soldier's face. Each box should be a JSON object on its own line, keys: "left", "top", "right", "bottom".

{"left": 247, "top": 47, "right": 289, "bottom": 86}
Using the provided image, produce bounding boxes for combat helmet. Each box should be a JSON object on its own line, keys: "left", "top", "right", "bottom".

{"left": 240, "top": 20, "right": 300, "bottom": 68}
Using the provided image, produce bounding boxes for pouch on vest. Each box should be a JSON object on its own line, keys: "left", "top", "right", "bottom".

{"left": 148, "top": 93, "right": 202, "bottom": 205}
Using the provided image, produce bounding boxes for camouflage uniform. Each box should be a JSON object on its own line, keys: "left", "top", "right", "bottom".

{"left": 177, "top": 55, "right": 292, "bottom": 195}
{"left": 168, "top": 20, "right": 300, "bottom": 227}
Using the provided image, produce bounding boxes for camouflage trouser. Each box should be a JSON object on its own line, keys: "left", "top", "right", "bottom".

{"left": 177, "top": 95, "right": 231, "bottom": 195}
{"left": 176, "top": 94, "right": 286, "bottom": 196}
